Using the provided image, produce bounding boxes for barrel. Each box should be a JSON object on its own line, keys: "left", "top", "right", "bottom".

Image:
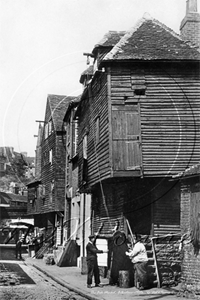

{"left": 119, "top": 270, "right": 130, "bottom": 288}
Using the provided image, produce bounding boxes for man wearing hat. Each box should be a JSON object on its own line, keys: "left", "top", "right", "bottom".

{"left": 86, "top": 234, "right": 107, "bottom": 288}
{"left": 125, "top": 234, "right": 148, "bottom": 290}
{"left": 15, "top": 234, "right": 24, "bottom": 260}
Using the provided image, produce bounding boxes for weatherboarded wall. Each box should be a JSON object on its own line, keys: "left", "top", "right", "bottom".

{"left": 78, "top": 72, "right": 110, "bottom": 189}
{"left": 110, "top": 62, "right": 200, "bottom": 177}
{"left": 91, "top": 177, "right": 180, "bottom": 237}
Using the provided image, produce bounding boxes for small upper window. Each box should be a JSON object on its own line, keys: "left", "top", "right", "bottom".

{"left": 48, "top": 119, "right": 52, "bottom": 135}
{"left": 96, "top": 117, "right": 100, "bottom": 144}
{"left": 49, "top": 149, "right": 53, "bottom": 165}
{"left": 134, "top": 88, "right": 146, "bottom": 96}
{"left": 44, "top": 123, "right": 48, "bottom": 139}
{"left": 83, "top": 135, "right": 88, "bottom": 159}
{"left": 72, "top": 119, "right": 78, "bottom": 158}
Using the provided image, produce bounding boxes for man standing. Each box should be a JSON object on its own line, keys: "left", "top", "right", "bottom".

{"left": 125, "top": 234, "right": 148, "bottom": 290}
{"left": 86, "top": 234, "right": 107, "bottom": 288}
{"left": 15, "top": 234, "right": 24, "bottom": 259}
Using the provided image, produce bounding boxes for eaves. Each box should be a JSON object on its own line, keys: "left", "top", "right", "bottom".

{"left": 99, "top": 58, "right": 200, "bottom": 69}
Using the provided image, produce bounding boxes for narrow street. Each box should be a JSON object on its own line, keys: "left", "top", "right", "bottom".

{"left": 0, "top": 261, "right": 87, "bottom": 300}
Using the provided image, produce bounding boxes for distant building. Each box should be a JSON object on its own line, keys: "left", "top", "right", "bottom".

{"left": 0, "top": 146, "right": 34, "bottom": 179}
{"left": 27, "top": 94, "right": 76, "bottom": 248}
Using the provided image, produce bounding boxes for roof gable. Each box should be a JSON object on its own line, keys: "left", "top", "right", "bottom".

{"left": 92, "top": 31, "right": 126, "bottom": 58}
{"left": 93, "top": 31, "right": 126, "bottom": 49}
{"left": 47, "top": 94, "right": 76, "bottom": 131}
{"left": 104, "top": 14, "right": 200, "bottom": 61}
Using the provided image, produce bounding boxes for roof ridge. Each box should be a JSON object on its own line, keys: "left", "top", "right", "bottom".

{"left": 94, "top": 30, "right": 126, "bottom": 49}
{"left": 150, "top": 14, "right": 200, "bottom": 50}
{"left": 104, "top": 14, "right": 151, "bottom": 60}
{"left": 151, "top": 17, "right": 182, "bottom": 40}
{"left": 104, "top": 13, "right": 200, "bottom": 60}
{"left": 48, "top": 95, "right": 66, "bottom": 119}
{"left": 108, "top": 30, "right": 126, "bottom": 33}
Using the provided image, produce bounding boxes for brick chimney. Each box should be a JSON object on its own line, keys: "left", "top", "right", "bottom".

{"left": 180, "top": 0, "right": 200, "bottom": 48}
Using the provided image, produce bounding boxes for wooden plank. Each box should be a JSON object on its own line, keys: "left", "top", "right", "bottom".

{"left": 112, "top": 105, "right": 138, "bottom": 111}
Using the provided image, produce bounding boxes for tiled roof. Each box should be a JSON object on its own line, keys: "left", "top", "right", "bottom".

{"left": 104, "top": 14, "right": 200, "bottom": 61}
{"left": 94, "top": 31, "right": 126, "bottom": 48}
{"left": 92, "top": 31, "right": 126, "bottom": 55}
{"left": 0, "top": 192, "right": 27, "bottom": 206}
{"left": 47, "top": 94, "right": 77, "bottom": 131}
{"left": 79, "top": 65, "right": 94, "bottom": 84}
{"left": 80, "top": 65, "right": 94, "bottom": 76}
{"left": 183, "top": 164, "right": 200, "bottom": 176}
{"left": 63, "top": 95, "right": 81, "bottom": 121}
{"left": 26, "top": 178, "right": 41, "bottom": 186}
{"left": 172, "top": 163, "right": 200, "bottom": 178}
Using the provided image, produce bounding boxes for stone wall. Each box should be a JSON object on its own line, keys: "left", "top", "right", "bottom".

{"left": 180, "top": 177, "right": 200, "bottom": 293}
{"left": 154, "top": 236, "right": 182, "bottom": 287}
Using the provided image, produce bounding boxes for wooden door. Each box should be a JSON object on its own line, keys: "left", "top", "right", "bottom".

{"left": 112, "top": 105, "right": 141, "bottom": 171}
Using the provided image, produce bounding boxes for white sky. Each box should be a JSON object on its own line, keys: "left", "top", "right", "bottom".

{"left": 0, "top": 0, "right": 199, "bottom": 157}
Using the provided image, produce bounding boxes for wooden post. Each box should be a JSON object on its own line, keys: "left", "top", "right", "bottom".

{"left": 126, "top": 218, "right": 134, "bottom": 247}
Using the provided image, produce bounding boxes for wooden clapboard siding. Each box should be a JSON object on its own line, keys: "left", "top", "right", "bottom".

{"left": 153, "top": 224, "right": 181, "bottom": 236}
{"left": 141, "top": 63, "right": 200, "bottom": 176}
{"left": 39, "top": 102, "right": 65, "bottom": 214}
{"left": 78, "top": 72, "right": 111, "bottom": 188}
{"left": 152, "top": 178, "right": 180, "bottom": 236}
{"left": 109, "top": 62, "right": 200, "bottom": 177}
{"left": 78, "top": 61, "right": 199, "bottom": 189}
{"left": 54, "top": 134, "right": 66, "bottom": 211}
{"left": 92, "top": 178, "right": 153, "bottom": 236}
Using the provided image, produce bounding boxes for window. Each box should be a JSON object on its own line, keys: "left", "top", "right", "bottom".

{"left": 44, "top": 123, "right": 48, "bottom": 139}
{"left": 72, "top": 118, "right": 78, "bottom": 158}
{"left": 131, "top": 71, "right": 146, "bottom": 98}
{"left": 0, "top": 163, "right": 5, "bottom": 171}
{"left": 66, "top": 122, "right": 70, "bottom": 158}
{"left": 39, "top": 184, "right": 46, "bottom": 201}
{"left": 49, "top": 149, "right": 53, "bottom": 165}
{"left": 34, "top": 187, "right": 38, "bottom": 200}
{"left": 49, "top": 180, "right": 54, "bottom": 203}
{"left": 66, "top": 115, "right": 78, "bottom": 160}
{"left": 96, "top": 117, "right": 100, "bottom": 144}
{"left": 43, "top": 151, "right": 49, "bottom": 165}
{"left": 48, "top": 119, "right": 52, "bottom": 135}
{"left": 134, "top": 88, "right": 146, "bottom": 96}
{"left": 51, "top": 180, "right": 54, "bottom": 192}
{"left": 83, "top": 135, "right": 88, "bottom": 159}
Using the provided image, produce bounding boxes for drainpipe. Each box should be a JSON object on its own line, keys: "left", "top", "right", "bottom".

{"left": 82, "top": 193, "right": 86, "bottom": 257}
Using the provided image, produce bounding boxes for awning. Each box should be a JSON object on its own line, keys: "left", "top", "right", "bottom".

{"left": 9, "top": 225, "right": 29, "bottom": 229}
{"left": 9, "top": 221, "right": 34, "bottom": 227}
{"left": 9, "top": 218, "right": 34, "bottom": 226}
{"left": 0, "top": 192, "right": 11, "bottom": 207}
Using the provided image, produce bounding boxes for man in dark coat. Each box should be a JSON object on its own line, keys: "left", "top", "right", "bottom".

{"left": 15, "top": 235, "right": 24, "bottom": 259}
{"left": 86, "top": 234, "right": 107, "bottom": 288}
{"left": 109, "top": 231, "right": 133, "bottom": 286}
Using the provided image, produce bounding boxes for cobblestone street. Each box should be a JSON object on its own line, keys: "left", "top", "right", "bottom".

{"left": 0, "top": 261, "right": 87, "bottom": 300}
